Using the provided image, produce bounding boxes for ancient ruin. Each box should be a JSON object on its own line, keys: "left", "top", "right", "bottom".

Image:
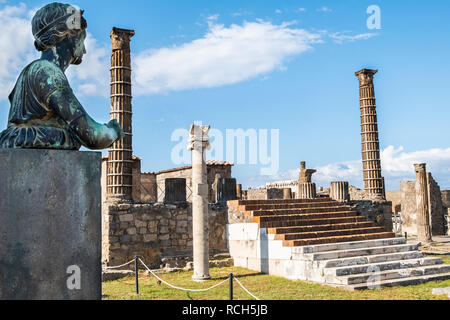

{"left": 355, "top": 69, "right": 385, "bottom": 199}
{"left": 107, "top": 27, "right": 135, "bottom": 202}
{"left": 188, "top": 124, "right": 212, "bottom": 281}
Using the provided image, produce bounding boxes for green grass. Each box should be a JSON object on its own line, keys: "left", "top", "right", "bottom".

{"left": 103, "top": 255, "right": 450, "bottom": 300}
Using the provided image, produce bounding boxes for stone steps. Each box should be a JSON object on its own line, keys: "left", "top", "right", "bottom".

{"left": 275, "top": 226, "right": 386, "bottom": 241}
{"left": 251, "top": 206, "right": 354, "bottom": 217}
{"left": 301, "top": 243, "right": 419, "bottom": 261}
{"left": 234, "top": 198, "right": 333, "bottom": 206}
{"left": 242, "top": 201, "right": 339, "bottom": 211}
{"left": 228, "top": 195, "right": 450, "bottom": 289}
{"left": 335, "top": 265, "right": 450, "bottom": 286}
{"left": 268, "top": 221, "right": 375, "bottom": 235}
{"left": 296, "top": 237, "right": 408, "bottom": 254}
{"left": 254, "top": 211, "right": 359, "bottom": 224}
{"left": 349, "top": 272, "right": 450, "bottom": 290}
{"left": 261, "top": 216, "right": 367, "bottom": 229}
{"left": 326, "top": 257, "right": 443, "bottom": 278}
{"left": 320, "top": 250, "right": 424, "bottom": 268}
{"left": 283, "top": 232, "right": 395, "bottom": 247}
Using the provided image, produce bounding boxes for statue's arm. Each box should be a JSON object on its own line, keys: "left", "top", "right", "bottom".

{"left": 47, "top": 88, "right": 123, "bottom": 149}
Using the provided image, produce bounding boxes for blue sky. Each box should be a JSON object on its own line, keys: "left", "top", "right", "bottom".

{"left": 1, "top": 0, "right": 450, "bottom": 190}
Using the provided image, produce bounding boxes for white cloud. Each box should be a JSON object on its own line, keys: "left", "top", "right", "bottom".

{"left": 297, "top": 8, "right": 307, "bottom": 13}
{"left": 0, "top": 5, "right": 379, "bottom": 100}
{"left": 255, "top": 146, "right": 450, "bottom": 191}
{"left": 275, "top": 9, "right": 282, "bottom": 14}
{"left": 0, "top": 3, "right": 38, "bottom": 100}
{"left": 317, "top": 6, "right": 332, "bottom": 12}
{"left": 329, "top": 32, "right": 378, "bottom": 44}
{"left": 133, "top": 20, "right": 322, "bottom": 95}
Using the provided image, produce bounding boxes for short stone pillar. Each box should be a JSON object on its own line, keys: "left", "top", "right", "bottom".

{"left": 163, "top": 178, "right": 186, "bottom": 203}
{"left": 283, "top": 188, "right": 292, "bottom": 199}
{"left": 188, "top": 124, "right": 211, "bottom": 281}
{"left": 414, "top": 164, "right": 432, "bottom": 243}
{"left": 446, "top": 209, "right": 450, "bottom": 236}
{"left": 0, "top": 149, "right": 101, "bottom": 300}
{"left": 330, "top": 181, "right": 349, "bottom": 202}
{"left": 236, "top": 184, "right": 242, "bottom": 199}
{"left": 217, "top": 178, "right": 237, "bottom": 203}
{"left": 298, "top": 182, "right": 316, "bottom": 199}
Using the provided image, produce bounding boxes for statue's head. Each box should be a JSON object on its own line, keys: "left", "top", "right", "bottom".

{"left": 32, "top": 2, "right": 87, "bottom": 65}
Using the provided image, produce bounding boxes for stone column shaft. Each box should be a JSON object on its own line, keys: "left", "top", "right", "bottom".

{"left": 330, "top": 181, "right": 349, "bottom": 202}
{"left": 236, "top": 184, "right": 242, "bottom": 199}
{"left": 188, "top": 124, "right": 211, "bottom": 281}
{"left": 355, "top": 69, "right": 385, "bottom": 198}
{"left": 298, "top": 182, "right": 316, "bottom": 199}
{"left": 283, "top": 188, "right": 292, "bottom": 199}
{"left": 414, "top": 164, "right": 432, "bottom": 243}
{"left": 107, "top": 27, "right": 135, "bottom": 202}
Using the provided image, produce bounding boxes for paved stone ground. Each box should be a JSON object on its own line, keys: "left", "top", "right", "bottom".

{"left": 407, "top": 236, "right": 450, "bottom": 255}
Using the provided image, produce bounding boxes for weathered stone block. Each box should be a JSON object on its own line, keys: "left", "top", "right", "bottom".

{"left": 144, "top": 234, "right": 157, "bottom": 242}
{"left": 119, "top": 214, "right": 134, "bottom": 222}
{"left": 0, "top": 149, "right": 101, "bottom": 300}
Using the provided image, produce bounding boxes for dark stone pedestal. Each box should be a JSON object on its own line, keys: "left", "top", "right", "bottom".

{"left": 0, "top": 149, "right": 102, "bottom": 300}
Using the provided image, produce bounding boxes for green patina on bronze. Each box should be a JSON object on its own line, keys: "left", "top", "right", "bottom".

{"left": 0, "top": 2, "right": 123, "bottom": 150}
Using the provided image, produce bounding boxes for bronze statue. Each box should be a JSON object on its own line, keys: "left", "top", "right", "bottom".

{"left": 0, "top": 3, "right": 123, "bottom": 150}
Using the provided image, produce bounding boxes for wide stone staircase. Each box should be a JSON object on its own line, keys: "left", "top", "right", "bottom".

{"left": 226, "top": 198, "right": 450, "bottom": 289}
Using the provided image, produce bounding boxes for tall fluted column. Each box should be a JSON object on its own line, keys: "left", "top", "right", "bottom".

{"left": 107, "top": 27, "right": 135, "bottom": 202}
{"left": 414, "top": 164, "right": 432, "bottom": 243}
{"left": 355, "top": 69, "right": 385, "bottom": 199}
{"left": 330, "top": 181, "right": 349, "bottom": 202}
{"left": 188, "top": 124, "right": 211, "bottom": 281}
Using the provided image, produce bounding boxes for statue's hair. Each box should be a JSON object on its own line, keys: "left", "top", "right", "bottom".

{"left": 32, "top": 2, "right": 87, "bottom": 52}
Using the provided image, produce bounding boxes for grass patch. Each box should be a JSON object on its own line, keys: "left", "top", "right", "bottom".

{"left": 103, "top": 263, "right": 450, "bottom": 300}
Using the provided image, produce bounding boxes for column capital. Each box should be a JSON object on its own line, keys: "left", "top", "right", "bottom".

{"left": 110, "top": 27, "right": 135, "bottom": 50}
{"left": 355, "top": 68, "right": 378, "bottom": 86}
{"left": 414, "top": 163, "right": 427, "bottom": 173}
{"left": 188, "top": 124, "right": 211, "bottom": 151}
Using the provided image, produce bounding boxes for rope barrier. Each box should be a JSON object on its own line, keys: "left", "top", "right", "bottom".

{"left": 105, "top": 257, "right": 262, "bottom": 300}
{"left": 105, "top": 259, "right": 135, "bottom": 270}
{"left": 233, "top": 277, "right": 261, "bottom": 300}
{"left": 139, "top": 258, "right": 228, "bottom": 292}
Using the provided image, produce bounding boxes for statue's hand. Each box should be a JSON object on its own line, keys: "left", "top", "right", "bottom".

{"left": 106, "top": 119, "right": 124, "bottom": 140}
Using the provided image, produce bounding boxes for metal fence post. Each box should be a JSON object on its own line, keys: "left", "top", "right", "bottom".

{"left": 135, "top": 256, "right": 139, "bottom": 294}
{"left": 229, "top": 273, "right": 233, "bottom": 300}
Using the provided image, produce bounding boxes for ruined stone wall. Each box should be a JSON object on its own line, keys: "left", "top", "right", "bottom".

{"left": 247, "top": 188, "right": 284, "bottom": 200}
{"left": 386, "top": 190, "right": 402, "bottom": 214}
{"left": 398, "top": 177, "right": 446, "bottom": 236}
{"left": 349, "top": 200, "right": 393, "bottom": 232}
{"left": 427, "top": 174, "right": 445, "bottom": 235}
{"left": 102, "top": 202, "right": 228, "bottom": 268}
{"left": 349, "top": 185, "right": 383, "bottom": 201}
{"left": 441, "top": 190, "right": 450, "bottom": 208}
{"left": 400, "top": 181, "right": 417, "bottom": 235}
